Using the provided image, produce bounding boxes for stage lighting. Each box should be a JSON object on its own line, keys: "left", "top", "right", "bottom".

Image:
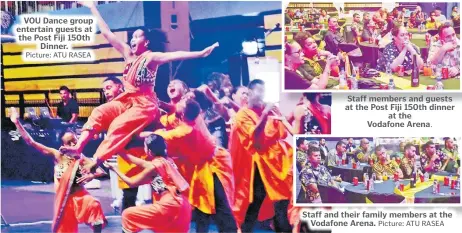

{"left": 242, "top": 40, "right": 258, "bottom": 55}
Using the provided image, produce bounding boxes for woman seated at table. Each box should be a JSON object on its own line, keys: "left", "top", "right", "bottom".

{"left": 372, "top": 145, "right": 403, "bottom": 180}
{"left": 408, "top": 12, "right": 417, "bottom": 28}
{"left": 299, "top": 146, "right": 342, "bottom": 203}
{"left": 376, "top": 26, "right": 424, "bottom": 73}
{"left": 414, "top": 6, "right": 425, "bottom": 27}
{"left": 361, "top": 20, "right": 379, "bottom": 43}
{"left": 284, "top": 40, "right": 337, "bottom": 90}
{"left": 294, "top": 31, "right": 340, "bottom": 78}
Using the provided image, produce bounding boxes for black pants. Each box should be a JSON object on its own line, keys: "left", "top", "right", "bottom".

{"left": 195, "top": 174, "right": 237, "bottom": 233}
{"left": 241, "top": 167, "right": 292, "bottom": 233}
{"left": 122, "top": 187, "right": 138, "bottom": 213}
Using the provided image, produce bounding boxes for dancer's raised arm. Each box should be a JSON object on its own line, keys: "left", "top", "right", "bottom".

{"left": 9, "top": 108, "right": 61, "bottom": 160}
{"left": 105, "top": 162, "right": 154, "bottom": 188}
{"left": 80, "top": 1, "right": 132, "bottom": 60}
{"left": 146, "top": 42, "right": 219, "bottom": 68}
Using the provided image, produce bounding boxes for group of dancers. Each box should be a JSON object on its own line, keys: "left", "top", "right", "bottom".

{"left": 9, "top": 1, "right": 332, "bottom": 232}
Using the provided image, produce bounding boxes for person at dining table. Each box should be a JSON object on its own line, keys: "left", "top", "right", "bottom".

{"left": 293, "top": 31, "right": 340, "bottom": 79}
{"left": 414, "top": 6, "right": 425, "bottom": 27}
{"left": 324, "top": 17, "right": 346, "bottom": 56}
{"left": 363, "top": 12, "right": 371, "bottom": 26}
{"left": 376, "top": 26, "right": 424, "bottom": 73}
{"left": 428, "top": 22, "right": 460, "bottom": 78}
{"left": 299, "top": 146, "right": 342, "bottom": 203}
{"left": 351, "top": 13, "right": 363, "bottom": 42}
{"left": 355, "top": 138, "right": 375, "bottom": 163}
{"left": 372, "top": 145, "right": 403, "bottom": 180}
{"left": 421, "top": 141, "right": 446, "bottom": 173}
{"left": 327, "top": 140, "right": 347, "bottom": 166}
{"left": 361, "top": 20, "right": 379, "bottom": 43}
{"left": 426, "top": 11, "right": 442, "bottom": 30}
{"left": 318, "top": 9, "right": 330, "bottom": 24}
{"left": 400, "top": 143, "right": 422, "bottom": 179}
{"left": 451, "top": 6, "right": 459, "bottom": 26}
{"left": 284, "top": 40, "right": 336, "bottom": 90}
{"left": 434, "top": 7, "right": 447, "bottom": 23}
{"left": 296, "top": 138, "right": 310, "bottom": 172}
{"left": 441, "top": 137, "right": 459, "bottom": 173}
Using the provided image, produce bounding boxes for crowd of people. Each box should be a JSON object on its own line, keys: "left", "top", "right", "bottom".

{"left": 285, "top": 4, "right": 460, "bottom": 90}
{"left": 295, "top": 137, "right": 460, "bottom": 204}
{"left": 6, "top": 1, "right": 334, "bottom": 233}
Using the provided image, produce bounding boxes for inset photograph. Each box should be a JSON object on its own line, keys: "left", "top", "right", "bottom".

{"left": 279, "top": 93, "right": 332, "bottom": 135}
{"left": 284, "top": 2, "right": 460, "bottom": 90}
{"left": 294, "top": 136, "right": 460, "bottom": 205}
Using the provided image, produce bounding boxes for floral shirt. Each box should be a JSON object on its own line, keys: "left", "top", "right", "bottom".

{"left": 296, "top": 149, "right": 308, "bottom": 171}
{"left": 355, "top": 148, "right": 375, "bottom": 163}
{"left": 400, "top": 157, "right": 418, "bottom": 178}
{"left": 428, "top": 39, "right": 460, "bottom": 77}
{"left": 299, "top": 162, "right": 335, "bottom": 203}
{"left": 441, "top": 148, "right": 459, "bottom": 173}
{"left": 372, "top": 160, "right": 401, "bottom": 178}
{"left": 376, "top": 41, "right": 421, "bottom": 72}
{"left": 421, "top": 151, "right": 447, "bottom": 172}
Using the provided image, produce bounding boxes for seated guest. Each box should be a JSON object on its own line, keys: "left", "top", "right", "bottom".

{"left": 346, "top": 137, "right": 356, "bottom": 156}
{"left": 294, "top": 32, "right": 340, "bottom": 79}
{"left": 363, "top": 12, "right": 371, "bottom": 26}
{"left": 284, "top": 40, "right": 335, "bottom": 90}
{"left": 361, "top": 20, "right": 379, "bottom": 42}
{"left": 350, "top": 13, "right": 364, "bottom": 42}
{"left": 318, "top": 9, "right": 330, "bottom": 24}
{"left": 426, "top": 11, "right": 442, "bottom": 29}
{"left": 414, "top": 6, "right": 425, "bottom": 26}
{"left": 408, "top": 12, "right": 417, "bottom": 28}
{"left": 381, "top": 12, "right": 396, "bottom": 37}
{"left": 355, "top": 138, "right": 375, "bottom": 163}
{"left": 421, "top": 141, "right": 446, "bottom": 173}
{"left": 391, "top": 142, "right": 406, "bottom": 159}
{"left": 441, "top": 138, "right": 460, "bottom": 173}
{"left": 373, "top": 8, "right": 387, "bottom": 29}
{"left": 400, "top": 143, "right": 422, "bottom": 178}
{"left": 377, "top": 26, "right": 424, "bottom": 72}
{"left": 296, "top": 138, "right": 310, "bottom": 171}
{"left": 435, "top": 7, "right": 447, "bottom": 22}
{"left": 299, "top": 146, "right": 342, "bottom": 203}
{"left": 451, "top": 6, "right": 460, "bottom": 26}
{"left": 56, "top": 86, "right": 79, "bottom": 123}
{"left": 327, "top": 140, "right": 347, "bottom": 166}
{"left": 324, "top": 17, "right": 346, "bottom": 56}
{"left": 428, "top": 22, "right": 460, "bottom": 78}
{"left": 372, "top": 145, "right": 403, "bottom": 179}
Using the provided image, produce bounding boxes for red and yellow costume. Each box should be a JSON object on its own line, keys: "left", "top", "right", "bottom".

{"left": 157, "top": 115, "right": 235, "bottom": 215}
{"left": 121, "top": 157, "right": 191, "bottom": 233}
{"left": 230, "top": 107, "right": 293, "bottom": 227}
{"left": 52, "top": 157, "right": 106, "bottom": 233}
{"left": 84, "top": 51, "right": 160, "bottom": 162}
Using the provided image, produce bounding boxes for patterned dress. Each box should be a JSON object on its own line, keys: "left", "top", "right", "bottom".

{"left": 376, "top": 41, "right": 421, "bottom": 71}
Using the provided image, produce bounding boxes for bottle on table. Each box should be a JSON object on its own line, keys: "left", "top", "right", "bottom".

{"left": 432, "top": 179, "right": 439, "bottom": 194}
{"left": 435, "top": 75, "right": 444, "bottom": 90}
{"left": 339, "top": 68, "right": 348, "bottom": 90}
{"left": 411, "top": 54, "right": 420, "bottom": 87}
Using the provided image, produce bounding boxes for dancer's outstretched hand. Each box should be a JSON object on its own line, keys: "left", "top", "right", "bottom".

{"left": 78, "top": 1, "right": 96, "bottom": 9}
{"left": 200, "top": 42, "right": 219, "bottom": 57}
{"left": 81, "top": 159, "right": 97, "bottom": 174}
{"left": 9, "top": 107, "right": 19, "bottom": 124}
{"left": 103, "top": 162, "right": 114, "bottom": 170}
{"left": 76, "top": 173, "right": 95, "bottom": 184}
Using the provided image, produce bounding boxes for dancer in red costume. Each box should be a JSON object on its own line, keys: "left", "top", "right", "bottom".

{"left": 105, "top": 134, "right": 191, "bottom": 233}
{"left": 9, "top": 108, "right": 107, "bottom": 233}
{"left": 60, "top": 1, "right": 218, "bottom": 173}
